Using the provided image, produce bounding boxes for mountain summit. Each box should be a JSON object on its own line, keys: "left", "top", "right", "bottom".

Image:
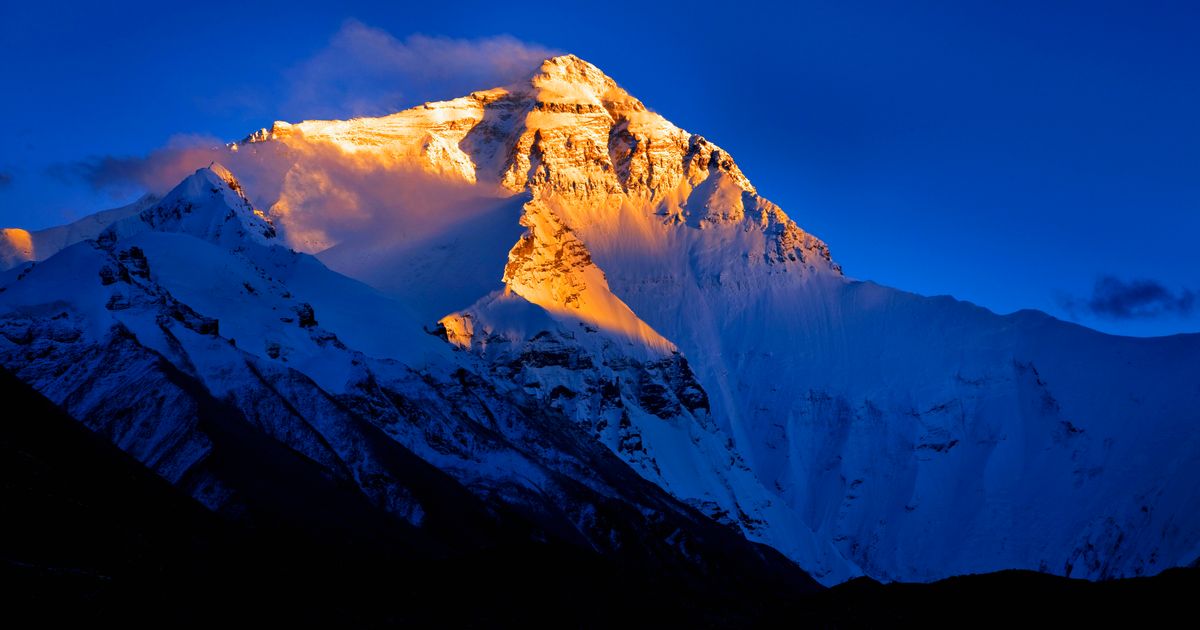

{"left": 243, "top": 53, "right": 758, "bottom": 197}
{"left": 102, "top": 164, "right": 277, "bottom": 248}
{"left": 2, "top": 54, "right": 1197, "bottom": 589}
{"left": 244, "top": 55, "right": 810, "bottom": 244}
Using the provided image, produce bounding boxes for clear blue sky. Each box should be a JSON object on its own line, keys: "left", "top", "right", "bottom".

{"left": 1, "top": 0, "right": 1197, "bottom": 336}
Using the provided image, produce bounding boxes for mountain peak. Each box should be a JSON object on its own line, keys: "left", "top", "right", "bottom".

{"left": 541, "top": 53, "right": 594, "bottom": 69}
{"left": 178, "top": 163, "right": 242, "bottom": 195}
{"left": 530, "top": 54, "right": 619, "bottom": 95}
{"left": 201, "top": 161, "right": 238, "bottom": 186}
{"left": 521, "top": 53, "right": 649, "bottom": 119}
{"left": 102, "top": 164, "right": 277, "bottom": 248}
{"left": 232, "top": 55, "right": 834, "bottom": 275}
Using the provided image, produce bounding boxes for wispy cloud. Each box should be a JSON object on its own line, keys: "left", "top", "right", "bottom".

{"left": 280, "top": 20, "right": 558, "bottom": 120}
{"left": 49, "top": 23, "right": 558, "bottom": 196}
{"left": 47, "top": 134, "right": 229, "bottom": 197}
{"left": 46, "top": 131, "right": 501, "bottom": 253}
{"left": 1061, "top": 276, "right": 1197, "bottom": 320}
{"left": 44, "top": 23, "right": 557, "bottom": 252}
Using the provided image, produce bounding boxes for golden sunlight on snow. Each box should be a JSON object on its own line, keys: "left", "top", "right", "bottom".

{"left": 223, "top": 54, "right": 832, "bottom": 352}
{"left": 0, "top": 228, "right": 35, "bottom": 266}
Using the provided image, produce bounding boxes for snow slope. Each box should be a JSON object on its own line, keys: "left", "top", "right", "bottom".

{"left": 0, "top": 194, "right": 158, "bottom": 269}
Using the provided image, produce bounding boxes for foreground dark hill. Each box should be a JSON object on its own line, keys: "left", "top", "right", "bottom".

{"left": 789, "top": 568, "right": 1199, "bottom": 627}
{"left": 0, "top": 366, "right": 810, "bottom": 626}
{"left": 4, "top": 366, "right": 1194, "bottom": 627}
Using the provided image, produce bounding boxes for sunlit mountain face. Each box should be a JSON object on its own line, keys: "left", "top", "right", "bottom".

{"left": 2, "top": 54, "right": 1197, "bottom": 623}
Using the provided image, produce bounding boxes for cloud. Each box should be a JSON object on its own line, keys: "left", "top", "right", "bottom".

{"left": 48, "top": 23, "right": 558, "bottom": 196}
{"left": 1061, "top": 276, "right": 1197, "bottom": 320}
{"left": 280, "top": 20, "right": 559, "bottom": 120}
{"left": 44, "top": 23, "right": 554, "bottom": 252}
{"left": 48, "top": 134, "right": 231, "bottom": 197}
{"left": 0, "top": 171, "right": 11, "bottom": 188}
{"left": 47, "top": 130, "right": 505, "bottom": 254}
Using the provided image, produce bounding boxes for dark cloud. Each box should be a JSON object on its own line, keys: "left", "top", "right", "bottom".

{"left": 1062, "top": 276, "right": 1196, "bottom": 320}
{"left": 280, "top": 20, "right": 559, "bottom": 120}
{"left": 47, "top": 134, "right": 231, "bottom": 197}
{"left": 0, "top": 171, "right": 11, "bottom": 187}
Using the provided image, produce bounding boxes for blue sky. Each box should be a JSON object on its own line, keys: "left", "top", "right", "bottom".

{"left": 1, "top": 0, "right": 1197, "bottom": 336}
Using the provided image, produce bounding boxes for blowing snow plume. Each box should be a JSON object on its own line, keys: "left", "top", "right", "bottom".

{"left": 281, "top": 21, "right": 559, "bottom": 120}
{"left": 48, "top": 22, "right": 560, "bottom": 253}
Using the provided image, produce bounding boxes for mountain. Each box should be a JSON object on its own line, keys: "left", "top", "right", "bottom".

{"left": 2, "top": 54, "right": 1197, "bottom": 592}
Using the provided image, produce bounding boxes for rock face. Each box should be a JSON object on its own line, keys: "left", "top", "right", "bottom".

{"left": 3, "top": 55, "right": 1198, "bottom": 587}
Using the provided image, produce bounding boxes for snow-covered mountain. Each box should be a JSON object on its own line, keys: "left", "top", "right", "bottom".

{"left": 0, "top": 161, "right": 816, "bottom": 604}
{"left": 2, "top": 54, "right": 1196, "bottom": 587}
